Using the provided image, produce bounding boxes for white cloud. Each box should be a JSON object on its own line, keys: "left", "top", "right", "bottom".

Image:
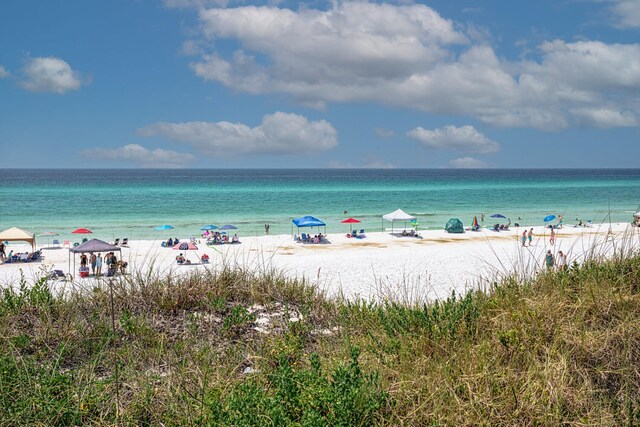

{"left": 138, "top": 112, "right": 338, "bottom": 156}
{"left": 192, "top": 2, "right": 466, "bottom": 98}
{"left": 449, "top": 157, "right": 489, "bottom": 168}
{"left": 407, "top": 125, "right": 499, "bottom": 154}
{"left": 20, "top": 57, "right": 86, "bottom": 94}
{"left": 570, "top": 107, "right": 637, "bottom": 128}
{"left": 0, "top": 66, "right": 9, "bottom": 78}
{"left": 184, "top": 2, "right": 640, "bottom": 131}
{"left": 610, "top": 0, "right": 640, "bottom": 28}
{"left": 83, "top": 144, "right": 194, "bottom": 168}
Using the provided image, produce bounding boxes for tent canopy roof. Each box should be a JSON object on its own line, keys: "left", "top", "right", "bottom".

{"left": 0, "top": 227, "right": 35, "bottom": 241}
{"left": 634, "top": 212, "right": 640, "bottom": 218}
{"left": 70, "top": 239, "right": 121, "bottom": 253}
{"left": 292, "top": 216, "right": 326, "bottom": 227}
{"left": 382, "top": 209, "right": 416, "bottom": 222}
{"left": 0, "top": 227, "right": 36, "bottom": 249}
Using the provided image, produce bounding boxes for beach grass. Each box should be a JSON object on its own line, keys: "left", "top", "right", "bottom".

{"left": 1, "top": 249, "right": 640, "bottom": 425}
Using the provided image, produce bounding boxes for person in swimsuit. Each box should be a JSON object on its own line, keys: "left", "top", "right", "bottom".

{"left": 528, "top": 228, "right": 533, "bottom": 246}
{"left": 96, "top": 253, "right": 103, "bottom": 276}
{"left": 545, "top": 250, "right": 555, "bottom": 269}
{"left": 521, "top": 230, "right": 527, "bottom": 247}
{"left": 557, "top": 250, "right": 566, "bottom": 271}
{"left": 550, "top": 228, "right": 555, "bottom": 245}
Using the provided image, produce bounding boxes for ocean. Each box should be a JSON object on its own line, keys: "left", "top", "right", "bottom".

{"left": 1, "top": 169, "right": 638, "bottom": 242}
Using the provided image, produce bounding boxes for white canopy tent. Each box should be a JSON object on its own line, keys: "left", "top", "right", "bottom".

{"left": 382, "top": 209, "right": 416, "bottom": 233}
{"left": 0, "top": 227, "right": 36, "bottom": 250}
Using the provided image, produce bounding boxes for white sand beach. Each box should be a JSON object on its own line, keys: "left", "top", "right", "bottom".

{"left": 1, "top": 223, "right": 637, "bottom": 302}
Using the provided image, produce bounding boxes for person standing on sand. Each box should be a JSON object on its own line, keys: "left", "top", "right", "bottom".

{"left": 545, "top": 250, "right": 555, "bottom": 269}
{"left": 96, "top": 253, "right": 103, "bottom": 276}
{"left": 550, "top": 228, "right": 555, "bottom": 245}
{"left": 528, "top": 228, "right": 533, "bottom": 246}
{"left": 521, "top": 230, "right": 527, "bottom": 247}
{"left": 90, "top": 253, "right": 97, "bottom": 275}
{"left": 0, "top": 241, "right": 5, "bottom": 261}
{"left": 557, "top": 250, "right": 567, "bottom": 271}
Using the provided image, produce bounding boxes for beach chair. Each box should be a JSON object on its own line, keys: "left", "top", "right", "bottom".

{"left": 359, "top": 229, "right": 366, "bottom": 238}
{"left": 52, "top": 239, "right": 60, "bottom": 247}
{"left": 113, "top": 238, "right": 120, "bottom": 246}
{"left": 301, "top": 233, "right": 308, "bottom": 242}
{"left": 82, "top": 238, "right": 88, "bottom": 243}
{"left": 121, "top": 238, "right": 128, "bottom": 246}
{"left": 63, "top": 240, "right": 70, "bottom": 248}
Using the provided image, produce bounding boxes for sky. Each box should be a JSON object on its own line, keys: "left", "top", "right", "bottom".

{"left": 0, "top": 0, "right": 639, "bottom": 168}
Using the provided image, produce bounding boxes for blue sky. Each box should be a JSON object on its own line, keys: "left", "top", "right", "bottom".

{"left": 1, "top": 0, "right": 639, "bottom": 168}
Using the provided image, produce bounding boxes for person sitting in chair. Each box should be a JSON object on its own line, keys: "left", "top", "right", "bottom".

{"left": 175, "top": 253, "right": 185, "bottom": 264}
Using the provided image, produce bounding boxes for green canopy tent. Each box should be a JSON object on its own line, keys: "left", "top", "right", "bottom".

{"left": 445, "top": 218, "right": 464, "bottom": 234}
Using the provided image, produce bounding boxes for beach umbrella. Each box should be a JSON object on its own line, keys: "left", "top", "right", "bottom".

{"left": 72, "top": 228, "right": 92, "bottom": 234}
{"left": 220, "top": 225, "right": 237, "bottom": 230}
{"left": 173, "top": 241, "right": 199, "bottom": 263}
{"left": 490, "top": 214, "right": 506, "bottom": 219}
{"left": 173, "top": 242, "right": 198, "bottom": 251}
{"left": 38, "top": 231, "right": 59, "bottom": 248}
{"left": 155, "top": 225, "right": 174, "bottom": 231}
{"left": 543, "top": 214, "right": 556, "bottom": 222}
{"left": 341, "top": 217, "right": 361, "bottom": 232}
{"left": 200, "top": 225, "right": 218, "bottom": 231}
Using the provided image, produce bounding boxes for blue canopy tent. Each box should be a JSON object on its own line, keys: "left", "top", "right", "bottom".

{"left": 291, "top": 215, "right": 326, "bottom": 235}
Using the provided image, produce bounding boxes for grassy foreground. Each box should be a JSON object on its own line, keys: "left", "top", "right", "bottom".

{"left": 1, "top": 254, "right": 640, "bottom": 426}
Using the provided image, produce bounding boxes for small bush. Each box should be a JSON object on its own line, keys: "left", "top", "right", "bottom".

{"left": 207, "top": 347, "right": 388, "bottom": 426}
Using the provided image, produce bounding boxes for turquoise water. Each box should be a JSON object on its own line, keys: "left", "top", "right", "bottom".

{"left": 1, "top": 169, "right": 638, "bottom": 242}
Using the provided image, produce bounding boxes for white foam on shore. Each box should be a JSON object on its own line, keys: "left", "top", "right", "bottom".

{"left": 1, "top": 223, "right": 637, "bottom": 302}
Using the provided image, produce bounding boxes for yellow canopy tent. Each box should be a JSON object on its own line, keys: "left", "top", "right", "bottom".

{"left": 0, "top": 227, "right": 36, "bottom": 250}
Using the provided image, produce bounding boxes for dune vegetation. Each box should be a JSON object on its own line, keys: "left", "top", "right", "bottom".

{"left": 1, "top": 248, "right": 640, "bottom": 426}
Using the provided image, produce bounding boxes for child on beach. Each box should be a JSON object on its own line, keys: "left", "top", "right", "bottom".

{"left": 528, "top": 228, "right": 533, "bottom": 246}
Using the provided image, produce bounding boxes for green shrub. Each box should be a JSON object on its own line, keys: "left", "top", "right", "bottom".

{"left": 207, "top": 347, "right": 388, "bottom": 426}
